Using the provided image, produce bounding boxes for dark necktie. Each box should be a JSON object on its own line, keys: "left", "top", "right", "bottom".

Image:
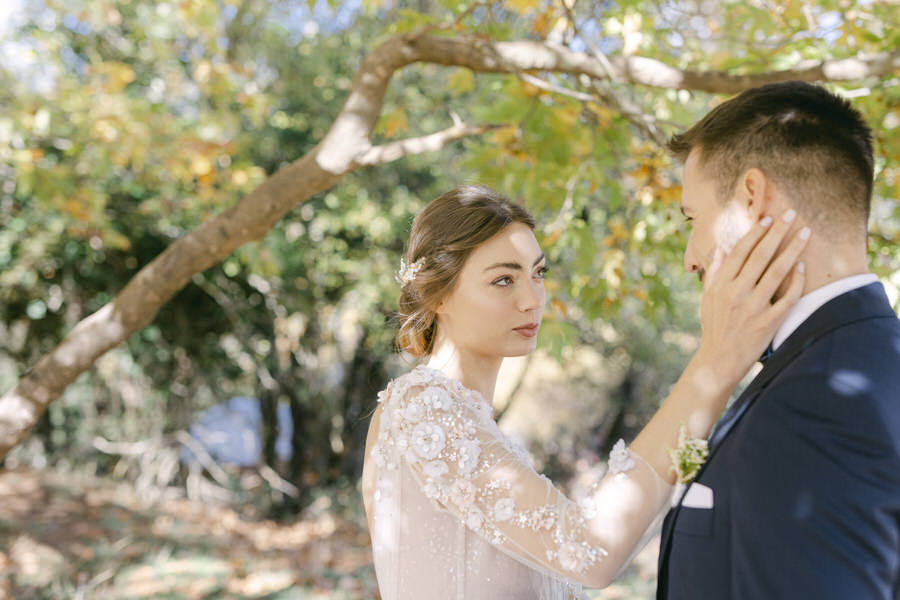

{"left": 759, "top": 343, "right": 774, "bottom": 363}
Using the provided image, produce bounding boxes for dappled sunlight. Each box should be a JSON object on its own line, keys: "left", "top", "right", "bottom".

{"left": 828, "top": 369, "right": 872, "bottom": 396}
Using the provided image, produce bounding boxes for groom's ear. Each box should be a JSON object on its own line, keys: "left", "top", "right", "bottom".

{"left": 734, "top": 167, "right": 771, "bottom": 220}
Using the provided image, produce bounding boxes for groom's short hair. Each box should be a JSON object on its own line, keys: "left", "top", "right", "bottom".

{"left": 666, "top": 81, "right": 874, "bottom": 235}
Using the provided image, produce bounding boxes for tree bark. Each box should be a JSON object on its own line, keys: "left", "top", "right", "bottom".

{"left": 1, "top": 31, "right": 897, "bottom": 459}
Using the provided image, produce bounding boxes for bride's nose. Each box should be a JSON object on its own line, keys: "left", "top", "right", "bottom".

{"left": 516, "top": 278, "right": 544, "bottom": 312}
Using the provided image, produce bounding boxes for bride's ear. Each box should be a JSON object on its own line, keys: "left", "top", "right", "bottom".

{"left": 735, "top": 167, "right": 772, "bottom": 221}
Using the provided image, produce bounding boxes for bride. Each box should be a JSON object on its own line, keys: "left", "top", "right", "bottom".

{"left": 361, "top": 185, "right": 808, "bottom": 599}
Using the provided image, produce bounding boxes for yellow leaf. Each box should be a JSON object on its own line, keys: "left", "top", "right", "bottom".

{"left": 551, "top": 298, "right": 568, "bottom": 317}
{"left": 506, "top": 0, "right": 540, "bottom": 15}
{"left": 191, "top": 156, "right": 213, "bottom": 177}
{"left": 447, "top": 68, "right": 474, "bottom": 95}
{"left": 490, "top": 126, "right": 518, "bottom": 147}
{"left": 531, "top": 9, "right": 554, "bottom": 38}
{"left": 542, "top": 228, "right": 562, "bottom": 246}
{"left": 105, "top": 231, "right": 132, "bottom": 251}
{"left": 519, "top": 80, "right": 541, "bottom": 97}
{"left": 97, "top": 62, "right": 135, "bottom": 93}
{"left": 554, "top": 105, "right": 579, "bottom": 129}
{"left": 603, "top": 249, "right": 625, "bottom": 289}
{"left": 193, "top": 60, "right": 212, "bottom": 84}
{"left": 383, "top": 110, "right": 407, "bottom": 139}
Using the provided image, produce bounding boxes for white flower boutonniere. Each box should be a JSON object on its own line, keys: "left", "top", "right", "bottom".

{"left": 667, "top": 424, "right": 709, "bottom": 484}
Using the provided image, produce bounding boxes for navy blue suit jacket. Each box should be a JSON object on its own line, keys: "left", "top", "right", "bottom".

{"left": 657, "top": 282, "right": 900, "bottom": 599}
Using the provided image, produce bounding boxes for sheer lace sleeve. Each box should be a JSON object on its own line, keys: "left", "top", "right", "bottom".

{"left": 371, "top": 368, "right": 673, "bottom": 589}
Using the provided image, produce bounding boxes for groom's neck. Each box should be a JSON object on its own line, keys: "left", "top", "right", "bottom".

{"left": 795, "top": 237, "right": 869, "bottom": 297}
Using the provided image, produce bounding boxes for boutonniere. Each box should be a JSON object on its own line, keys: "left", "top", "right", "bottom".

{"left": 667, "top": 424, "right": 709, "bottom": 484}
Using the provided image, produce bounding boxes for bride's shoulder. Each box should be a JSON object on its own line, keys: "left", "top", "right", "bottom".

{"left": 378, "top": 365, "right": 456, "bottom": 402}
{"left": 377, "top": 365, "right": 488, "bottom": 417}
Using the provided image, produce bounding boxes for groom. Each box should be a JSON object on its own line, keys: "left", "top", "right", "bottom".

{"left": 657, "top": 81, "right": 900, "bottom": 599}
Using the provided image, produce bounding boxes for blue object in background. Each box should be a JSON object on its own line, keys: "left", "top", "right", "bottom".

{"left": 179, "top": 397, "right": 294, "bottom": 467}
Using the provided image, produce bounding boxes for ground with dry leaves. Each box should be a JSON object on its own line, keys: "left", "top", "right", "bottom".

{"left": 0, "top": 467, "right": 657, "bottom": 599}
{"left": 0, "top": 467, "right": 376, "bottom": 599}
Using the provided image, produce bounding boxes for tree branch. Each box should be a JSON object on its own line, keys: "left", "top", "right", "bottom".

{"left": 405, "top": 35, "right": 900, "bottom": 94}
{"left": 355, "top": 122, "right": 505, "bottom": 167}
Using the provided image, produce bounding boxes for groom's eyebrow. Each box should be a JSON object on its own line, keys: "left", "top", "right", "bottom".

{"left": 483, "top": 253, "right": 546, "bottom": 272}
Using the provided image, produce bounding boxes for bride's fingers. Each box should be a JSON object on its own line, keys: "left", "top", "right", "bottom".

{"left": 703, "top": 247, "right": 725, "bottom": 287}
{"left": 750, "top": 226, "right": 811, "bottom": 306}
{"left": 712, "top": 215, "right": 774, "bottom": 284}
{"left": 733, "top": 209, "right": 800, "bottom": 289}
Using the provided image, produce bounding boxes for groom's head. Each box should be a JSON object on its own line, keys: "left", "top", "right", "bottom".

{"left": 667, "top": 81, "right": 874, "bottom": 283}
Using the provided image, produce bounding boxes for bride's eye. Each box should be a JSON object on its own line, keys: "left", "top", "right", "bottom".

{"left": 492, "top": 276, "right": 513, "bottom": 287}
{"left": 535, "top": 265, "right": 549, "bottom": 279}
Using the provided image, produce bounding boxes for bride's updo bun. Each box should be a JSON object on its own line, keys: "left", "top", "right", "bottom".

{"left": 396, "top": 185, "right": 535, "bottom": 357}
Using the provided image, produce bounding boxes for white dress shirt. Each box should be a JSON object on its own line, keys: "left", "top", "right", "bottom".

{"left": 771, "top": 273, "right": 879, "bottom": 350}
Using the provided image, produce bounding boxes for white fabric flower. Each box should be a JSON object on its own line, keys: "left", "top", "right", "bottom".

{"left": 419, "top": 386, "right": 453, "bottom": 411}
{"left": 423, "top": 479, "right": 441, "bottom": 499}
{"left": 379, "top": 410, "right": 392, "bottom": 432}
{"left": 450, "top": 478, "right": 476, "bottom": 508}
{"left": 371, "top": 444, "right": 387, "bottom": 468}
{"left": 423, "top": 460, "right": 449, "bottom": 479}
{"left": 466, "top": 507, "right": 484, "bottom": 530}
{"left": 454, "top": 438, "right": 481, "bottom": 475}
{"left": 405, "top": 368, "right": 434, "bottom": 387}
{"left": 578, "top": 497, "right": 597, "bottom": 520}
{"left": 402, "top": 400, "right": 425, "bottom": 422}
{"left": 473, "top": 398, "right": 492, "bottom": 421}
{"left": 411, "top": 422, "right": 446, "bottom": 460}
{"left": 608, "top": 439, "right": 635, "bottom": 474}
{"left": 493, "top": 498, "right": 516, "bottom": 522}
{"left": 558, "top": 541, "right": 590, "bottom": 573}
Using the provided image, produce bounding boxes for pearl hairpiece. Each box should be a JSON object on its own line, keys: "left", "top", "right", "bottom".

{"left": 397, "top": 257, "right": 426, "bottom": 285}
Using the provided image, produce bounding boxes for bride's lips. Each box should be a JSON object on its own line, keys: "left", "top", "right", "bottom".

{"left": 513, "top": 323, "right": 539, "bottom": 338}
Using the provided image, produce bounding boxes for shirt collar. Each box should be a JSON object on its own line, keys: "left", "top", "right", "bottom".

{"left": 771, "top": 273, "right": 879, "bottom": 351}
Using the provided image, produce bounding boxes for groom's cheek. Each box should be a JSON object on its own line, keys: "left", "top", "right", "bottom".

{"left": 714, "top": 207, "right": 754, "bottom": 254}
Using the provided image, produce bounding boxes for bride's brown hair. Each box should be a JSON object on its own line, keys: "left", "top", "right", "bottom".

{"left": 396, "top": 185, "right": 535, "bottom": 357}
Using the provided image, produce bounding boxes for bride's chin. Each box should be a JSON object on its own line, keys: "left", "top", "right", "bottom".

{"left": 504, "top": 343, "right": 538, "bottom": 358}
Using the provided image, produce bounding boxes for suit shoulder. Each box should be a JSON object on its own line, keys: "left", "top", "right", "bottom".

{"left": 785, "top": 314, "right": 900, "bottom": 389}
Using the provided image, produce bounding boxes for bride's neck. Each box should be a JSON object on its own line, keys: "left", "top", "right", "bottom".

{"left": 426, "top": 337, "right": 502, "bottom": 406}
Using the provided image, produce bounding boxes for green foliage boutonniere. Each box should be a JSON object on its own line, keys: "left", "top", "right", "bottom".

{"left": 667, "top": 424, "right": 709, "bottom": 484}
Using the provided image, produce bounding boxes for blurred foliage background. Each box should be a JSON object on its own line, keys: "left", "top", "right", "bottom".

{"left": 0, "top": 0, "right": 898, "bottom": 597}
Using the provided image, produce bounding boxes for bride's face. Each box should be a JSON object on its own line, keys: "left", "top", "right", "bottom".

{"left": 436, "top": 222, "right": 547, "bottom": 358}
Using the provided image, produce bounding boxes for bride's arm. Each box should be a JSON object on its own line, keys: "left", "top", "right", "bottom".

{"left": 632, "top": 211, "right": 809, "bottom": 482}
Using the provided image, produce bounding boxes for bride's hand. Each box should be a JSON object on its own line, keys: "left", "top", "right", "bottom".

{"left": 695, "top": 210, "right": 810, "bottom": 391}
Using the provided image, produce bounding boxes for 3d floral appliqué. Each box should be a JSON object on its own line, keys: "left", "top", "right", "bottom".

{"left": 412, "top": 422, "right": 446, "bottom": 460}
{"left": 608, "top": 439, "right": 635, "bottom": 475}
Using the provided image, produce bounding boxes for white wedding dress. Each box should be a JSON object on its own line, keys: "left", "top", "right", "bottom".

{"left": 362, "top": 365, "right": 673, "bottom": 599}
